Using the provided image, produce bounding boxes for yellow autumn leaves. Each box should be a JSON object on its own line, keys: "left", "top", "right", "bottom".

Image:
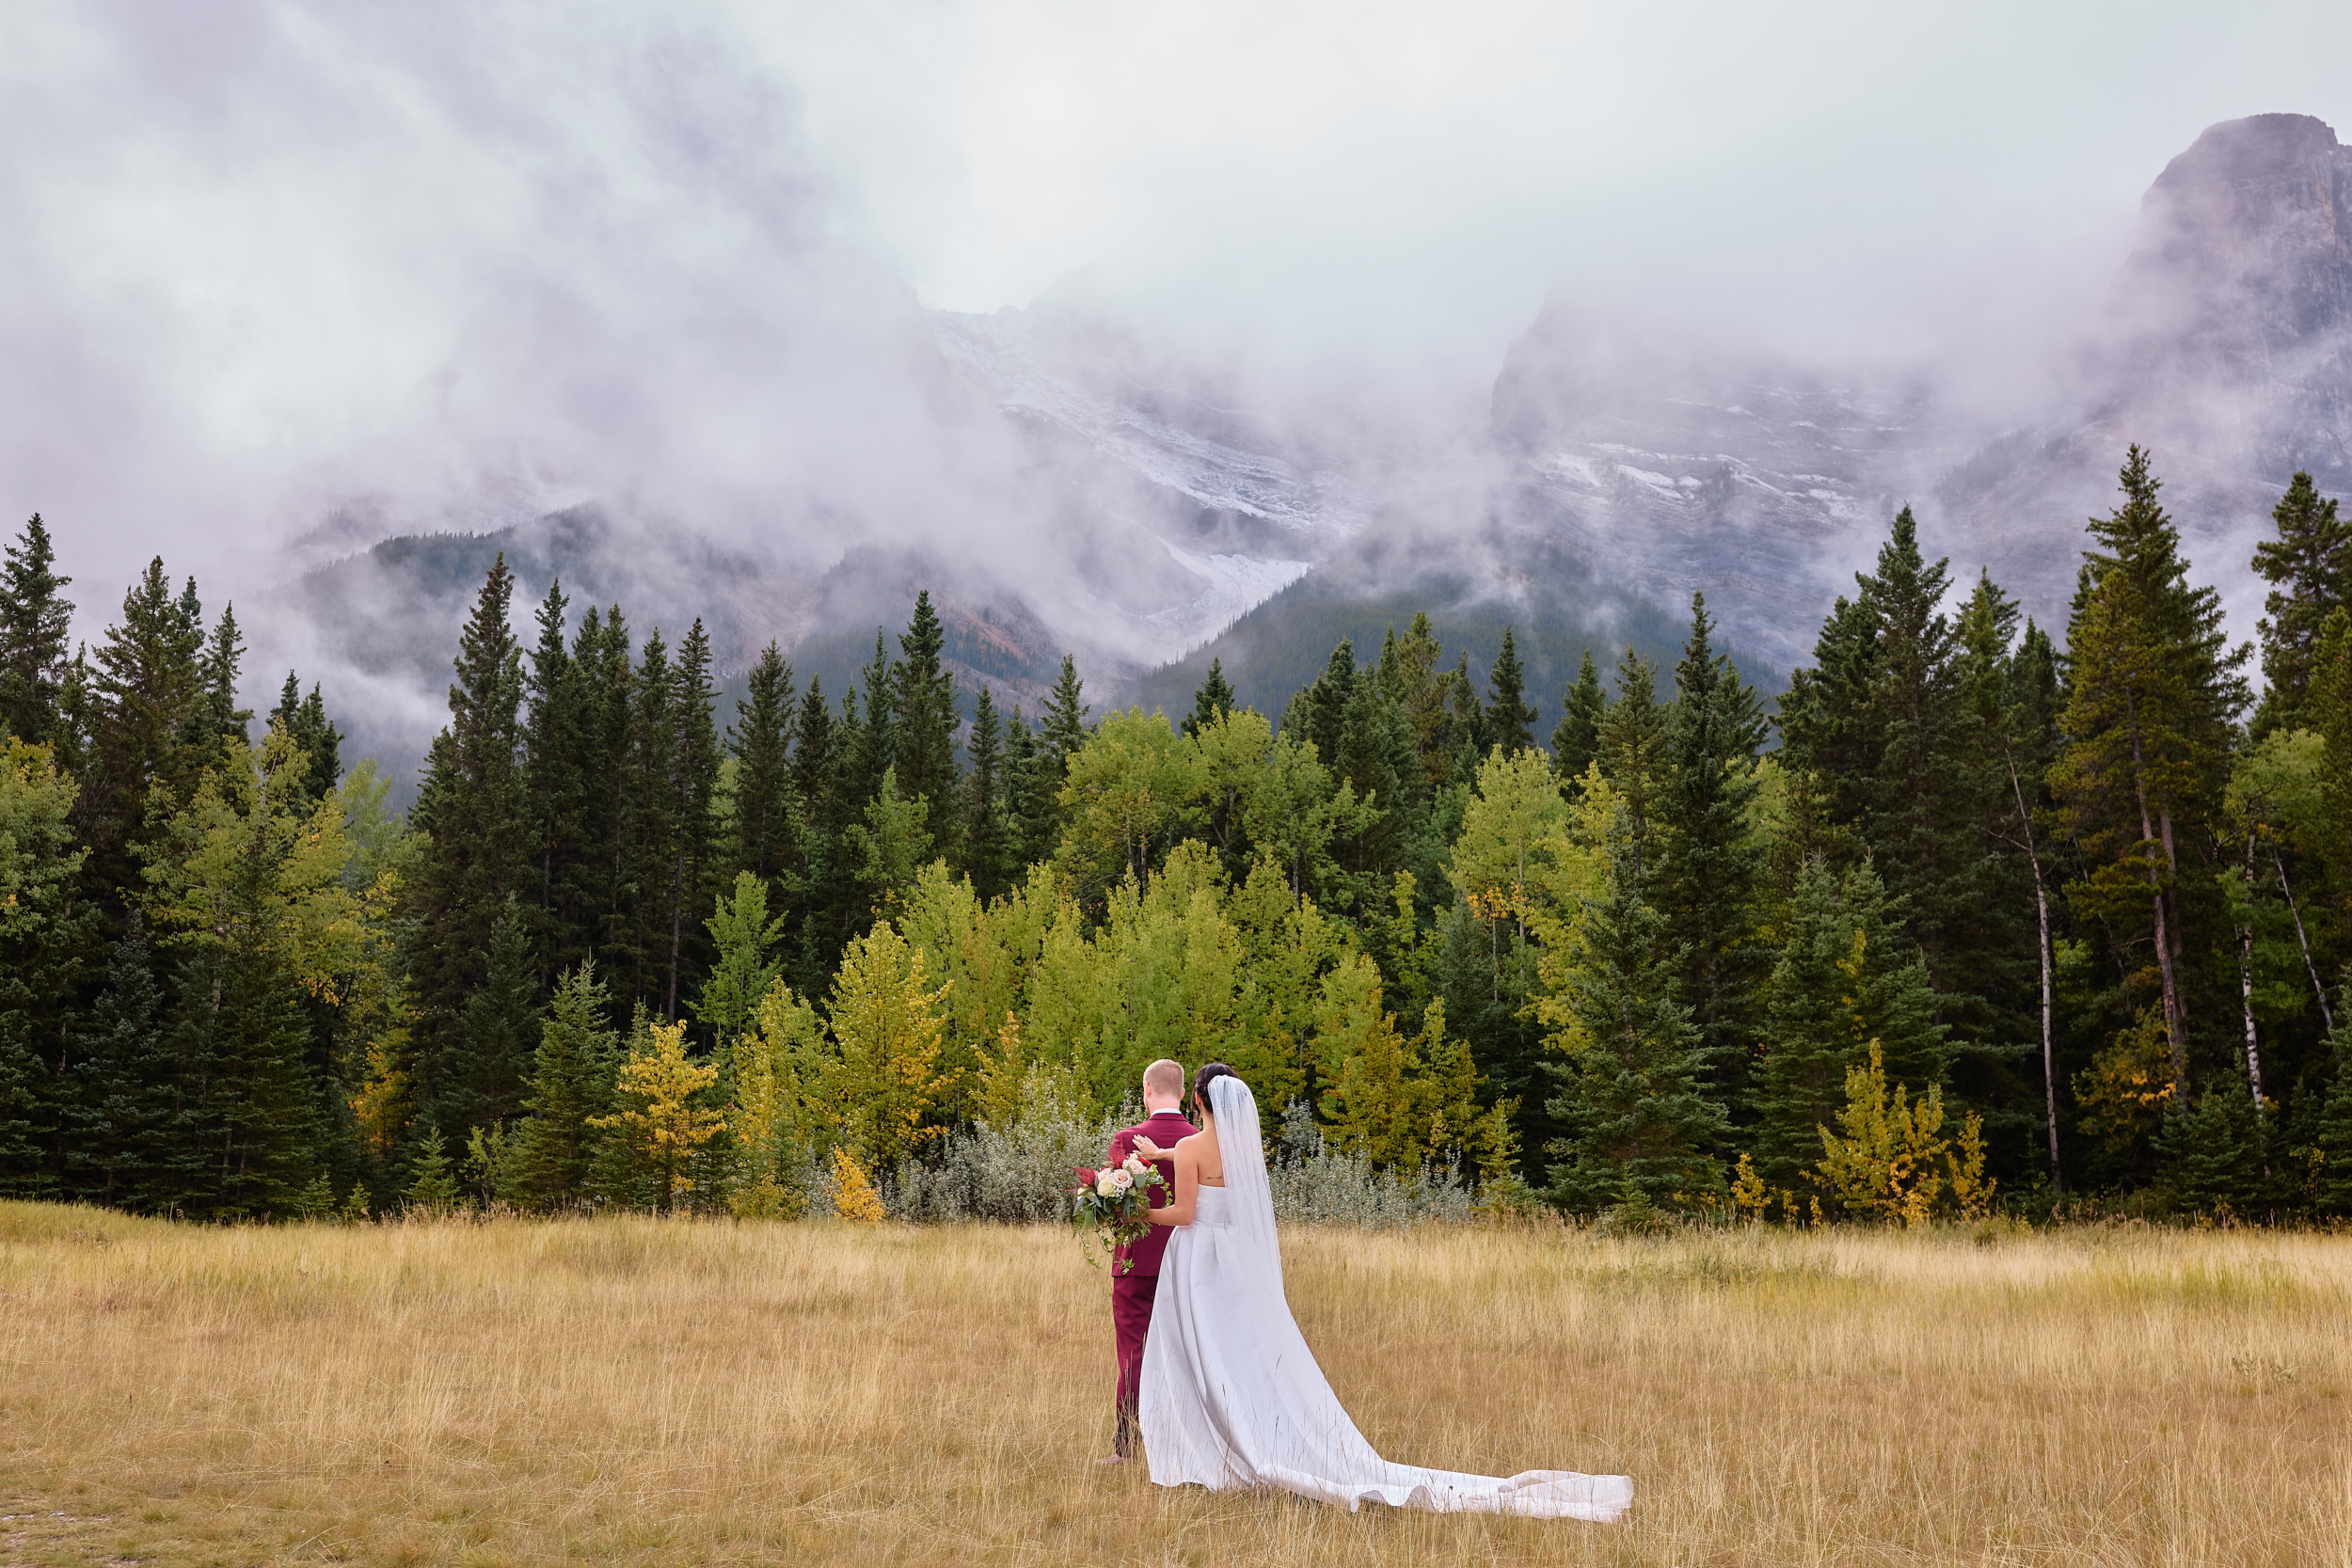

{"left": 722, "top": 922, "right": 955, "bottom": 1212}
{"left": 585, "top": 920, "right": 958, "bottom": 1215}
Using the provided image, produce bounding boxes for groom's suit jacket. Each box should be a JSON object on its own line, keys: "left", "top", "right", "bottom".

{"left": 1109, "top": 1109, "right": 1198, "bottom": 1277}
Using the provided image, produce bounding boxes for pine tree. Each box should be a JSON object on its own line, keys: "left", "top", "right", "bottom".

{"left": 444, "top": 898, "right": 541, "bottom": 1137}
{"left": 80, "top": 560, "right": 208, "bottom": 905}
{"left": 796, "top": 682, "right": 873, "bottom": 980}
{"left": 961, "top": 684, "right": 1010, "bottom": 899}
{"left": 267, "top": 672, "right": 342, "bottom": 806}
{"left": 1375, "top": 612, "right": 1468, "bottom": 794}
{"left": 1543, "top": 805, "right": 1726, "bottom": 1211}
{"left": 1960, "top": 577, "right": 2067, "bottom": 1191}
{"left": 1748, "top": 856, "right": 1856, "bottom": 1190}
{"left": 2326, "top": 622, "right": 2352, "bottom": 952}
{"left": 1777, "top": 591, "right": 1880, "bottom": 835}
{"left": 1748, "top": 857, "right": 1947, "bottom": 1190}
{"left": 1039, "top": 655, "right": 1090, "bottom": 773}
{"left": 1660, "top": 592, "right": 1769, "bottom": 1124}
{"left": 1004, "top": 704, "right": 1058, "bottom": 872}
{"left": 1313, "top": 641, "right": 1363, "bottom": 763}
{"left": 61, "top": 917, "right": 170, "bottom": 1209}
{"left": 2051, "top": 447, "right": 2250, "bottom": 1105}
{"left": 890, "top": 591, "right": 960, "bottom": 852}
{"left": 728, "top": 642, "right": 798, "bottom": 891}
{"left": 518, "top": 579, "right": 588, "bottom": 982}
{"left": 0, "top": 736, "right": 87, "bottom": 1196}
{"left": 661, "top": 619, "right": 724, "bottom": 1022}
{"left": 1434, "top": 891, "right": 1548, "bottom": 1179}
{"left": 0, "top": 514, "right": 73, "bottom": 749}
{"left": 1853, "top": 509, "right": 1981, "bottom": 991}
{"left": 192, "top": 603, "right": 252, "bottom": 768}
{"left": 142, "top": 724, "right": 361, "bottom": 1218}
{"left": 624, "top": 626, "right": 680, "bottom": 1010}
{"left": 1181, "top": 657, "right": 1237, "bottom": 739}
{"left": 403, "top": 1125, "right": 462, "bottom": 1214}
{"left": 510, "top": 961, "right": 620, "bottom": 1207}
{"left": 566, "top": 605, "right": 641, "bottom": 996}
{"left": 1551, "top": 649, "right": 1606, "bottom": 792}
{"left": 2250, "top": 471, "right": 2350, "bottom": 737}
{"left": 1597, "top": 649, "right": 1668, "bottom": 881}
{"left": 852, "top": 629, "right": 897, "bottom": 798}
{"left": 2316, "top": 1060, "right": 2352, "bottom": 1215}
{"left": 785, "top": 672, "right": 834, "bottom": 926}
{"left": 1838, "top": 861, "right": 1951, "bottom": 1096}
{"left": 155, "top": 912, "right": 324, "bottom": 1222}
{"left": 1485, "top": 626, "right": 1538, "bottom": 755}
{"left": 1785, "top": 508, "right": 1994, "bottom": 1013}
{"left": 1450, "top": 651, "right": 1488, "bottom": 770}
{"left": 1303, "top": 644, "right": 1414, "bottom": 895}
{"left": 2153, "top": 1088, "right": 2279, "bottom": 1213}
{"left": 405, "top": 554, "right": 529, "bottom": 1118}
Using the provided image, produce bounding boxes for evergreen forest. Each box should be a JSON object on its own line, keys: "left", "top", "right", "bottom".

{"left": 8, "top": 445, "right": 2352, "bottom": 1223}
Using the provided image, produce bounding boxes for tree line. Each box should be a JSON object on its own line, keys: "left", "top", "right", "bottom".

{"left": 4, "top": 442, "right": 2352, "bottom": 1220}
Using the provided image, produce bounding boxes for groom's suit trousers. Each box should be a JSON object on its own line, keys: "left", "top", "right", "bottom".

{"left": 1111, "top": 1274, "right": 1158, "bottom": 1456}
{"left": 1107, "top": 1110, "right": 1193, "bottom": 1458}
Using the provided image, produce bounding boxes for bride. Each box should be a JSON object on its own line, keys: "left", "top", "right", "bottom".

{"left": 1131, "top": 1063, "right": 1632, "bottom": 1522}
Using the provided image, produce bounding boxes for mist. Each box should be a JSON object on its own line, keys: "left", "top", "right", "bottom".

{"left": 7, "top": 0, "right": 2352, "bottom": 762}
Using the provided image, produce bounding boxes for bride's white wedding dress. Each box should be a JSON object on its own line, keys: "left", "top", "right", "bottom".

{"left": 1137, "top": 1076, "right": 1633, "bottom": 1522}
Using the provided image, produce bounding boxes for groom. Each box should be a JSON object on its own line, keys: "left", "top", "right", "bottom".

{"left": 1100, "top": 1058, "right": 1196, "bottom": 1465}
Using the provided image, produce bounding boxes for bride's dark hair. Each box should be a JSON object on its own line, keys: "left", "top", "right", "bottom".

{"left": 1192, "top": 1062, "right": 1239, "bottom": 1116}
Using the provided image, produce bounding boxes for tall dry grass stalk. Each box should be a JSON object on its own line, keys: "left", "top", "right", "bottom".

{"left": 3, "top": 1201, "right": 2348, "bottom": 1566}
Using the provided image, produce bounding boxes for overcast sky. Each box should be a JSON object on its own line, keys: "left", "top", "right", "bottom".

{"left": 5, "top": 0, "right": 2351, "bottom": 603}
{"left": 786, "top": 0, "right": 2352, "bottom": 354}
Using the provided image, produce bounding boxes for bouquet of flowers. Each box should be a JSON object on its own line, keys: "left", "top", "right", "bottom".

{"left": 1071, "top": 1154, "right": 1168, "bottom": 1275}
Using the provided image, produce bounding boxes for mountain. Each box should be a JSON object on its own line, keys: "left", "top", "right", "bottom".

{"left": 1121, "top": 530, "right": 1726, "bottom": 728}
{"left": 1935, "top": 113, "right": 2352, "bottom": 617}
{"left": 1484, "top": 319, "right": 1968, "bottom": 676}
{"left": 272, "top": 114, "right": 2352, "bottom": 776}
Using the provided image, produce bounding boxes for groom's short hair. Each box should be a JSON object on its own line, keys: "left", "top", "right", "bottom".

{"left": 1143, "top": 1059, "right": 1184, "bottom": 1099}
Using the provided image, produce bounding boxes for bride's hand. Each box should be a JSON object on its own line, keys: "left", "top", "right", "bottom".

{"left": 1132, "top": 1135, "right": 1167, "bottom": 1160}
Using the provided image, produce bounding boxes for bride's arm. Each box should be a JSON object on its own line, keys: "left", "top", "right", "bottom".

{"left": 1145, "top": 1138, "right": 1198, "bottom": 1227}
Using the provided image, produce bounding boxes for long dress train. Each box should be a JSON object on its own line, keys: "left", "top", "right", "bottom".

{"left": 1136, "top": 1076, "right": 1632, "bottom": 1521}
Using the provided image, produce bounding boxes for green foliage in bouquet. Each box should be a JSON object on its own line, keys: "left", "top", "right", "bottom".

{"left": 1069, "top": 1156, "right": 1168, "bottom": 1274}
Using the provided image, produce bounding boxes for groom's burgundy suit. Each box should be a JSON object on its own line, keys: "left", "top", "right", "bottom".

{"left": 1107, "top": 1107, "right": 1196, "bottom": 1457}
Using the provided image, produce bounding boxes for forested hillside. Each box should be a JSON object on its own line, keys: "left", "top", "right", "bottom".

{"left": 1120, "top": 531, "right": 1738, "bottom": 726}
{"left": 5, "top": 444, "right": 2351, "bottom": 1221}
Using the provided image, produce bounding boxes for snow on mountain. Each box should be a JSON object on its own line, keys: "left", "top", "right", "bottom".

{"left": 934, "top": 309, "right": 1366, "bottom": 537}
{"left": 281, "top": 112, "right": 2352, "bottom": 777}
{"left": 928, "top": 302, "right": 1369, "bottom": 666}
{"left": 1491, "top": 338, "right": 1968, "bottom": 673}
{"left": 1490, "top": 113, "right": 2352, "bottom": 672}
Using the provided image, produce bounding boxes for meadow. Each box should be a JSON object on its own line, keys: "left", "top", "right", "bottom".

{"left": 2, "top": 1202, "right": 2347, "bottom": 1567}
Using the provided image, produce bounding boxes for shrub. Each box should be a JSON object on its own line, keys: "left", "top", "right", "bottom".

{"left": 885, "top": 1069, "right": 1130, "bottom": 1223}
{"left": 1267, "top": 1099, "right": 1474, "bottom": 1228}
{"left": 865, "top": 1086, "right": 1477, "bottom": 1228}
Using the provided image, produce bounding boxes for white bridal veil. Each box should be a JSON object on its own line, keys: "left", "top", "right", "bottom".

{"left": 1144, "top": 1069, "right": 1633, "bottom": 1522}
{"left": 1205, "top": 1072, "right": 1282, "bottom": 1294}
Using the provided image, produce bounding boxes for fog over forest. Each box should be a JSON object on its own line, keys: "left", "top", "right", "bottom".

{"left": 6, "top": 1, "right": 2352, "bottom": 775}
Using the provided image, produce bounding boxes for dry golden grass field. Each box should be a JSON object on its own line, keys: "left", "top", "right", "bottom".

{"left": 2, "top": 1202, "right": 2348, "bottom": 1568}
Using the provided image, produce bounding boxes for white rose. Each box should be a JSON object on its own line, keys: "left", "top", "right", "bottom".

{"left": 1122, "top": 1155, "right": 1149, "bottom": 1177}
{"left": 1107, "top": 1168, "right": 1134, "bottom": 1194}
{"left": 1095, "top": 1170, "right": 1120, "bottom": 1197}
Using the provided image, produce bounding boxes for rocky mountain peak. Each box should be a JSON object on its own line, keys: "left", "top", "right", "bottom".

{"left": 2134, "top": 113, "right": 2352, "bottom": 356}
